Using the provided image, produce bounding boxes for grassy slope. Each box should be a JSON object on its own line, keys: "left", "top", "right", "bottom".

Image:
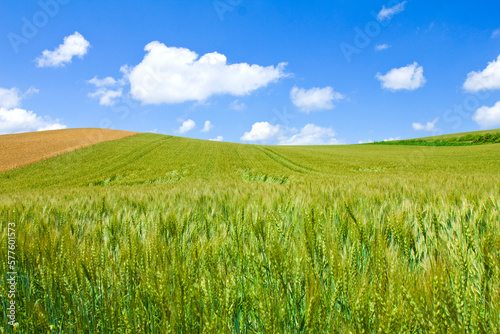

{"left": 410, "top": 128, "right": 500, "bottom": 140}
{"left": 1, "top": 133, "right": 500, "bottom": 332}
{"left": 1, "top": 132, "right": 499, "bottom": 192}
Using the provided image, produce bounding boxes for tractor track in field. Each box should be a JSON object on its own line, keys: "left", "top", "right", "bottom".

{"left": 63, "top": 136, "right": 175, "bottom": 186}
{"left": 256, "top": 147, "right": 319, "bottom": 174}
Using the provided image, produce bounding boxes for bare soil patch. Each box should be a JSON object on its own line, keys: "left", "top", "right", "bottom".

{"left": 0, "top": 128, "right": 139, "bottom": 172}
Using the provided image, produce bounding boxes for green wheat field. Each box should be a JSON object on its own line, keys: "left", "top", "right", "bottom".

{"left": 1, "top": 131, "right": 500, "bottom": 333}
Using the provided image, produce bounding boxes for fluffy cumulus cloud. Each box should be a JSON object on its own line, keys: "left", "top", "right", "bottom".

{"left": 201, "top": 120, "right": 213, "bottom": 132}
{"left": 290, "top": 86, "right": 344, "bottom": 113}
{"left": 0, "top": 86, "right": 65, "bottom": 134}
{"left": 278, "top": 124, "right": 341, "bottom": 145}
{"left": 0, "top": 87, "right": 22, "bottom": 109}
{"left": 240, "top": 122, "right": 281, "bottom": 142}
{"left": 472, "top": 101, "right": 500, "bottom": 128}
{"left": 376, "top": 62, "right": 426, "bottom": 91}
{"left": 209, "top": 136, "right": 223, "bottom": 142}
{"left": 240, "top": 122, "right": 342, "bottom": 145}
{"left": 0, "top": 107, "right": 66, "bottom": 135}
{"left": 178, "top": 119, "right": 196, "bottom": 134}
{"left": 127, "top": 42, "right": 287, "bottom": 104}
{"left": 36, "top": 32, "right": 90, "bottom": 68}
{"left": 463, "top": 55, "right": 500, "bottom": 92}
{"left": 377, "top": 1, "right": 407, "bottom": 21}
{"left": 412, "top": 118, "right": 439, "bottom": 131}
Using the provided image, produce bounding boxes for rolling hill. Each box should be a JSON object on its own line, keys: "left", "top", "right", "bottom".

{"left": 1, "top": 130, "right": 499, "bottom": 332}
{"left": 418, "top": 128, "right": 500, "bottom": 140}
{"left": 1, "top": 132, "right": 499, "bottom": 192}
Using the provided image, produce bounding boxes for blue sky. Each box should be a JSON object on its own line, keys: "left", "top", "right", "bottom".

{"left": 1, "top": 0, "right": 500, "bottom": 144}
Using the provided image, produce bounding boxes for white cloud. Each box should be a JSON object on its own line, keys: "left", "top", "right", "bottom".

{"left": 472, "top": 101, "right": 500, "bottom": 128}
{"left": 290, "top": 86, "right": 344, "bottom": 113}
{"left": 89, "top": 88, "right": 123, "bottom": 106}
{"left": 378, "top": 1, "right": 407, "bottom": 21}
{"left": 278, "top": 124, "right": 342, "bottom": 145}
{"left": 88, "top": 76, "right": 119, "bottom": 87}
{"left": 241, "top": 122, "right": 281, "bottom": 142}
{"left": 492, "top": 29, "right": 500, "bottom": 39}
{"left": 376, "top": 62, "right": 426, "bottom": 91}
{"left": 375, "top": 44, "right": 391, "bottom": 51}
{"left": 463, "top": 55, "right": 500, "bottom": 92}
{"left": 229, "top": 99, "right": 246, "bottom": 111}
{"left": 0, "top": 107, "right": 66, "bottom": 135}
{"left": 0, "top": 86, "right": 63, "bottom": 134}
{"left": 240, "top": 122, "right": 342, "bottom": 145}
{"left": 23, "top": 87, "right": 40, "bottom": 97}
{"left": 36, "top": 32, "right": 90, "bottom": 68}
{"left": 0, "top": 88, "right": 22, "bottom": 109}
{"left": 88, "top": 76, "right": 126, "bottom": 106}
{"left": 209, "top": 136, "right": 223, "bottom": 142}
{"left": 201, "top": 120, "right": 213, "bottom": 132}
{"left": 358, "top": 139, "right": 374, "bottom": 144}
{"left": 412, "top": 118, "right": 439, "bottom": 131}
{"left": 128, "top": 42, "right": 288, "bottom": 104}
{"left": 383, "top": 137, "right": 401, "bottom": 142}
{"left": 178, "top": 119, "right": 196, "bottom": 134}
{"left": 0, "top": 87, "right": 39, "bottom": 109}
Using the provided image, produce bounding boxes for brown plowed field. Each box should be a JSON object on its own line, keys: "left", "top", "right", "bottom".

{"left": 0, "top": 128, "right": 140, "bottom": 172}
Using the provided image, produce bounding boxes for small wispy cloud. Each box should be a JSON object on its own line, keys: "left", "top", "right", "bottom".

{"left": 375, "top": 44, "right": 391, "bottom": 51}
{"left": 209, "top": 136, "right": 223, "bottom": 142}
{"left": 412, "top": 118, "right": 439, "bottom": 132}
{"left": 88, "top": 76, "right": 119, "bottom": 87}
{"left": 89, "top": 88, "right": 123, "bottom": 106}
{"left": 492, "top": 29, "right": 500, "bottom": 39}
{"left": 377, "top": 1, "right": 407, "bottom": 21}
{"left": 88, "top": 75, "right": 125, "bottom": 106}
{"left": 383, "top": 137, "right": 401, "bottom": 142}
{"left": 229, "top": 100, "right": 246, "bottom": 111}
{"left": 201, "top": 120, "right": 213, "bottom": 132}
